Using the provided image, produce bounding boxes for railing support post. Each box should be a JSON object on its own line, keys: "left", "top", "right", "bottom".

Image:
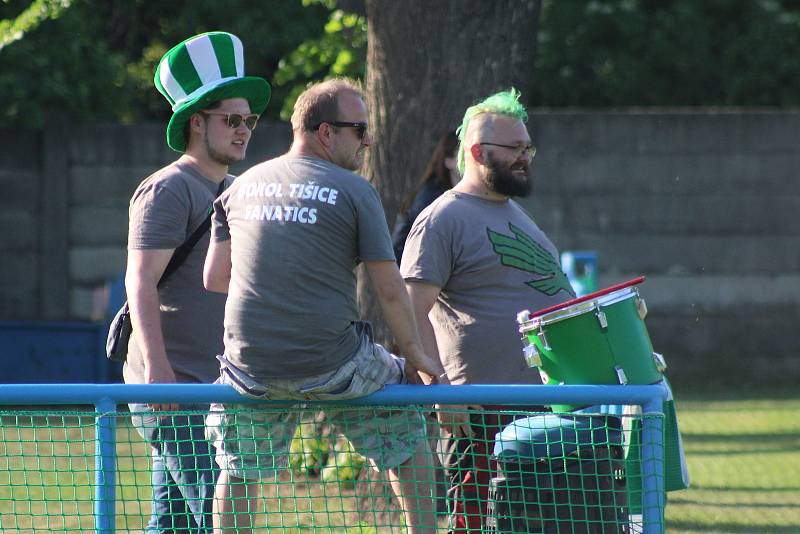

{"left": 641, "top": 393, "right": 666, "bottom": 534}
{"left": 94, "top": 396, "right": 117, "bottom": 534}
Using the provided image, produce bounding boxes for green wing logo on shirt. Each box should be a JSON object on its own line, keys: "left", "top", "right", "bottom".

{"left": 487, "top": 223, "right": 576, "bottom": 297}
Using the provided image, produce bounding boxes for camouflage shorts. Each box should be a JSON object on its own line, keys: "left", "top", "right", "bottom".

{"left": 206, "top": 336, "right": 427, "bottom": 481}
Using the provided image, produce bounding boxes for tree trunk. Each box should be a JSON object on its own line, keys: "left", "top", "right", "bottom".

{"left": 359, "top": 0, "right": 542, "bottom": 345}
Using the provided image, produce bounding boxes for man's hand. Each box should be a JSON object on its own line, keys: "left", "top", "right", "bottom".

{"left": 435, "top": 404, "right": 477, "bottom": 438}
{"left": 404, "top": 351, "right": 449, "bottom": 384}
{"left": 127, "top": 248, "right": 180, "bottom": 411}
{"left": 403, "top": 360, "right": 426, "bottom": 385}
{"left": 404, "top": 360, "right": 450, "bottom": 385}
{"left": 144, "top": 359, "right": 178, "bottom": 411}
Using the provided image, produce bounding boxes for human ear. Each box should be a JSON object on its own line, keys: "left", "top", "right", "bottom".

{"left": 190, "top": 113, "right": 205, "bottom": 133}
{"left": 469, "top": 143, "right": 483, "bottom": 164}
{"left": 317, "top": 122, "right": 334, "bottom": 147}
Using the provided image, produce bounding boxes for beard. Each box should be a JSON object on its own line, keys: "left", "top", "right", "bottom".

{"left": 484, "top": 153, "right": 532, "bottom": 198}
{"left": 341, "top": 154, "right": 361, "bottom": 172}
{"left": 334, "top": 145, "right": 365, "bottom": 172}
{"left": 209, "top": 150, "right": 237, "bottom": 167}
{"left": 206, "top": 138, "right": 242, "bottom": 166}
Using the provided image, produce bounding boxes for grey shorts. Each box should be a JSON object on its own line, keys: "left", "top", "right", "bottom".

{"left": 206, "top": 333, "right": 427, "bottom": 481}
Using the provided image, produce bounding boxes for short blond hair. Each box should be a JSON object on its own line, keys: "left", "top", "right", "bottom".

{"left": 291, "top": 78, "right": 364, "bottom": 133}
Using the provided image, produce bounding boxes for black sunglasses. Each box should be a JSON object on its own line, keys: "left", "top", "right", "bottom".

{"left": 200, "top": 111, "right": 259, "bottom": 131}
{"left": 314, "top": 121, "right": 368, "bottom": 139}
{"left": 478, "top": 141, "right": 536, "bottom": 158}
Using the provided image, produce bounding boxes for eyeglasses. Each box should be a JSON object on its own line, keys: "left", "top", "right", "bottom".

{"left": 200, "top": 111, "right": 259, "bottom": 131}
{"left": 478, "top": 142, "right": 536, "bottom": 158}
{"left": 314, "top": 121, "right": 368, "bottom": 140}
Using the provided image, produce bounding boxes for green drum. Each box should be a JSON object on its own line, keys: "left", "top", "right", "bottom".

{"left": 517, "top": 280, "right": 665, "bottom": 411}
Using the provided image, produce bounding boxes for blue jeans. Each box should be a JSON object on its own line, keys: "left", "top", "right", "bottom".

{"left": 130, "top": 403, "right": 217, "bottom": 534}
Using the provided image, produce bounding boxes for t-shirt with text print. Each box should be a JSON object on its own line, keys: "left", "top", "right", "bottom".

{"left": 212, "top": 155, "right": 395, "bottom": 380}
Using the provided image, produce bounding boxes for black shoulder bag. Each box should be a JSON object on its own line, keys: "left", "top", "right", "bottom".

{"left": 106, "top": 182, "right": 224, "bottom": 362}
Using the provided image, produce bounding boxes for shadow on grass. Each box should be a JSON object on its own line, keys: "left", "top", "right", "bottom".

{"left": 681, "top": 432, "right": 800, "bottom": 457}
{"left": 677, "top": 403, "right": 800, "bottom": 413}
{"left": 682, "top": 432, "right": 799, "bottom": 440}
{"left": 683, "top": 485, "right": 800, "bottom": 492}
{"left": 666, "top": 520, "right": 800, "bottom": 533}
{"left": 669, "top": 498, "right": 800, "bottom": 509}
{"left": 671, "top": 383, "right": 799, "bottom": 401}
{"left": 687, "top": 448, "right": 799, "bottom": 456}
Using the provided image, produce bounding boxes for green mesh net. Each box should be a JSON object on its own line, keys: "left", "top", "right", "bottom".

{"left": 0, "top": 406, "right": 658, "bottom": 533}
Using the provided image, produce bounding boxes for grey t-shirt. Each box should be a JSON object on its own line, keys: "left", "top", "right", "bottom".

{"left": 400, "top": 191, "right": 575, "bottom": 385}
{"left": 212, "top": 155, "right": 395, "bottom": 379}
{"left": 124, "top": 161, "right": 231, "bottom": 384}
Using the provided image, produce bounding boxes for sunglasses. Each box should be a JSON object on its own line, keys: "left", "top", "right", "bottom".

{"left": 314, "top": 121, "right": 368, "bottom": 140}
{"left": 200, "top": 111, "right": 259, "bottom": 131}
{"left": 478, "top": 142, "right": 537, "bottom": 158}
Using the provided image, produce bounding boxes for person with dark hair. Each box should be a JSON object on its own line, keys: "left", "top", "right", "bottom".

{"left": 392, "top": 131, "right": 460, "bottom": 263}
{"left": 124, "top": 32, "right": 269, "bottom": 533}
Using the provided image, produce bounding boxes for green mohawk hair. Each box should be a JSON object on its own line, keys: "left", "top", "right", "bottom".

{"left": 455, "top": 88, "right": 528, "bottom": 174}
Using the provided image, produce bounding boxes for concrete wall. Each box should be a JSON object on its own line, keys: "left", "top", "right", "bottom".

{"left": 0, "top": 121, "right": 292, "bottom": 323}
{"left": 3, "top": 112, "right": 797, "bottom": 387}
{"left": 0, "top": 130, "right": 41, "bottom": 319}
{"left": 520, "top": 111, "right": 800, "bottom": 387}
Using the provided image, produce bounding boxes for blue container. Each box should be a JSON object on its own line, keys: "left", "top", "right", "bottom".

{"left": 487, "top": 414, "right": 628, "bottom": 533}
{"left": 0, "top": 320, "right": 118, "bottom": 383}
{"left": 560, "top": 250, "right": 598, "bottom": 297}
{"left": 493, "top": 413, "right": 623, "bottom": 464}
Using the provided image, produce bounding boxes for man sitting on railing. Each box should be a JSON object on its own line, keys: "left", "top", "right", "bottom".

{"left": 203, "top": 78, "right": 446, "bottom": 534}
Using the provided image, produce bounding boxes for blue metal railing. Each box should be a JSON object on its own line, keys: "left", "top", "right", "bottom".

{"left": 0, "top": 383, "right": 669, "bottom": 533}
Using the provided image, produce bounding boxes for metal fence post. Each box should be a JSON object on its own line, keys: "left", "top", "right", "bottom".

{"left": 94, "top": 396, "right": 117, "bottom": 534}
{"left": 641, "top": 393, "right": 666, "bottom": 534}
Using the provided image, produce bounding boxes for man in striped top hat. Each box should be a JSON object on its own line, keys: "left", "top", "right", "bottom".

{"left": 123, "top": 31, "right": 269, "bottom": 533}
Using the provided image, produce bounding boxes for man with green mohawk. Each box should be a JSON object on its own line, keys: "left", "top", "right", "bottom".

{"left": 401, "top": 89, "right": 574, "bottom": 533}
{"left": 123, "top": 31, "right": 269, "bottom": 533}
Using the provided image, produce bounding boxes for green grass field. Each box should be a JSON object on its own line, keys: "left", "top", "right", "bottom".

{"left": 1, "top": 396, "right": 798, "bottom": 533}
{"left": 664, "top": 396, "right": 800, "bottom": 533}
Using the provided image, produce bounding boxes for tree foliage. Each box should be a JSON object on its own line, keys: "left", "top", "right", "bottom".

{"left": 0, "top": 0, "right": 329, "bottom": 128}
{"left": 530, "top": 0, "right": 800, "bottom": 107}
{"left": 273, "top": 6, "right": 366, "bottom": 120}
{"left": 0, "top": 0, "right": 70, "bottom": 51}
{"left": 4, "top": 0, "right": 800, "bottom": 132}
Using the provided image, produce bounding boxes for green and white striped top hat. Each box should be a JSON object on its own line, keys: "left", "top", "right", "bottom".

{"left": 154, "top": 31, "right": 270, "bottom": 152}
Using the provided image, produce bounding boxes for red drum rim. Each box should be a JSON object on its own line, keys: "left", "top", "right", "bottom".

{"left": 527, "top": 275, "right": 645, "bottom": 319}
